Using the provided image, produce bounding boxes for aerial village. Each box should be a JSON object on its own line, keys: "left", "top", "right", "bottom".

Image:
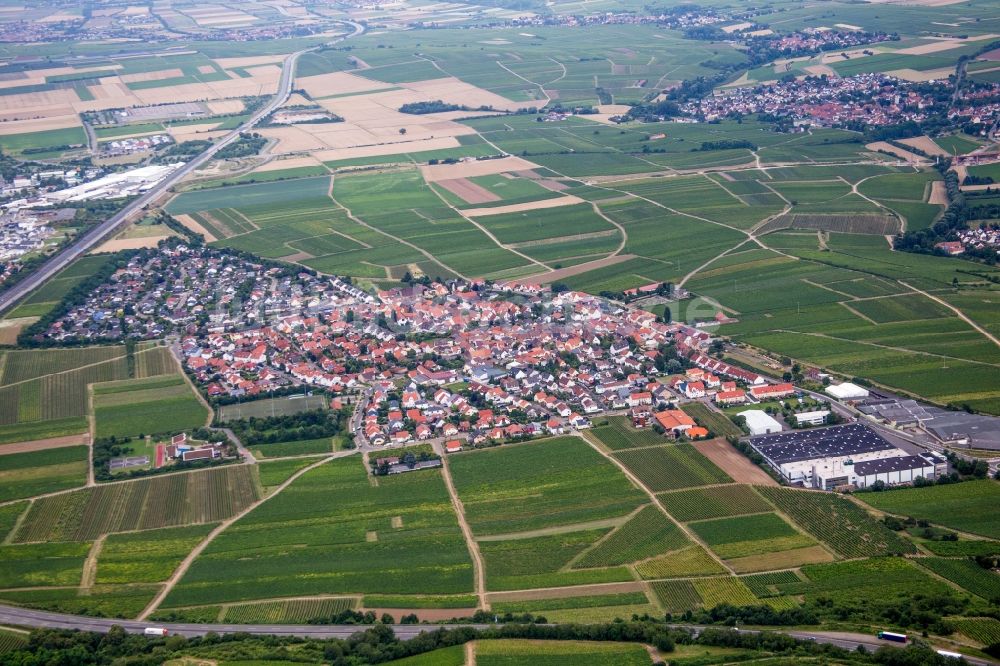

{"left": 27, "top": 240, "right": 984, "bottom": 492}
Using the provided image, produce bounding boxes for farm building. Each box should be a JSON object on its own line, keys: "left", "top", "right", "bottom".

{"left": 738, "top": 409, "right": 783, "bottom": 436}
{"left": 747, "top": 423, "right": 946, "bottom": 490}
{"left": 826, "top": 382, "right": 870, "bottom": 400}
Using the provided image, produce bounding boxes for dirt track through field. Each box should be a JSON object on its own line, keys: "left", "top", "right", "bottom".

{"left": 0, "top": 434, "right": 89, "bottom": 455}
{"left": 434, "top": 442, "right": 487, "bottom": 611}
{"left": 692, "top": 439, "right": 777, "bottom": 486}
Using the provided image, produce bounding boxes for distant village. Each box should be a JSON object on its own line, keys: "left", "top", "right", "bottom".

{"left": 687, "top": 73, "right": 947, "bottom": 127}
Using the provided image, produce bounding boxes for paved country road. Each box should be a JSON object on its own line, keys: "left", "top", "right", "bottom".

{"left": 0, "top": 20, "right": 365, "bottom": 316}
{"left": 0, "top": 604, "right": 993, "bottom": 664}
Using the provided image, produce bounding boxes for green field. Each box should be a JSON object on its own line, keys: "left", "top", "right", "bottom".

{"left": 757, "top": 486, "right": 917, "bottom": 558}
{"left": 13, "top": 465, "right": 260, "bottom": 543}
{"left": 858, "top": 480, "right": 1000, "bottom": 539}
{"left": 589, "top": 416, "right": 665, "bottom": 451}
{"left": 612, "top": 445, "right": 732, "bottom": 492}
{"left": 162, "top": 456, "right": 473, "bottom": 606}
{"left": 658, "top": 485, "right": 773, "bottom": 522}
{"left": 94, "top": 374, "right": 209, "bottom": 439}
{"left": 0, "top": 446, "right": 88, "bottom": 502}
{"left": 450, "top": 437, "right": 645, "bottom": 536}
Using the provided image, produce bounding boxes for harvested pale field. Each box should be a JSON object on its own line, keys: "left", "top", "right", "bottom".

{"left": 487, "top": 581, "right": 646, "bottom": 603}
{"left": 981, "top": 48, "right": 1000, "bottom": 61}
{"left": 898, "top": 135, "right": 950, "bottom": 156}
{"left": 395, "top": 77, "right": 538, "bottom": 112}
{"left": 959, "top": 183, "right": 999, "bottom": 193}
{"left": 721, "top": 72, "right": 754, "bottom": 88}
{"left": 820, "top": 48, "right": 878, "bottom": 64}
{"left": 38, "top": 11, "right": 82, "bottom": 23}
{"left": 0, "top": 89, "right": 78, "bottom": 115}
{"left": 259, "top": 126, "right": 329, "bottom": 152}
{"left": 0, "top": 317, "right": 34, "bottom": 345}
{"left": 255, "top": 155, "right": 326, "bottom": 172}
{"left": 887, "top": 67, "right": 955, "bottom": 82}
{"left": 436, "top": 177, "right": 501, "bottom": 204}
{"left": 518, "top": 253, "right": 636, "bottom": 285}
{"left": 207, "top": 99, "right": 245, "bottom": 115}
{"left": 215, "top": 55, "right": 288, "bottom": 69}
{"left": 597, "top": 104, "right": 631, "bottom": 115}
{"left": 865, "top": 141, "right": 926, "bottom": 163}
{"left": 803, "top": 64, "right": 837, "bottom": 77}
{"left": 91, "top": 235, "right": 173, "bottom": 253}
{"left": 835, "top": 23, "right": 862, "bottom": 30}
{"left": 692, "top": 439, "right": 777, "bottom": 486}
{"left": 197, "top": 65, "right": 217, "bottom": 75}
{"left": 281, "top": 93, "right": 313, "bottom": 107}
{"left": 746, "top": 29, "right": 773, "bottom": 37}
{"left": 420, "top": 155, "right": 539, "bottom": 182}
{"left": 313, "top": 136, "right": 463, "bottom": 163}
{"left": 929, "top": 180, "right": 949, "bottom": 205}
{"left": 0, "top": 434, "right": 89, "bottom": 455}
{"left": 122, "top": 5, "right": 150, "bottom": 15}
{"left": 869, "top": 0, "right": 968, "bottom": 6}
{"left": 119, "top": 68, "right": 184, "bottom": 84}
{"left": 296, "top": 71, "right": 386, "bottom": 99}
{"left": 168, "top": 123, "right": 226, "bottom": 142}
{"left": 173, "top": 214, "right": 218, "bottom": 242}
{"left": 132, "top": 69, "right": 281, "bottom": 106}
{"left": 721, "top": 22, "right": 753, "bottom": 33}
{"left": 0, "top": 114, "right": 81, "bottom": 135}
{"left": 726, "top": 545, "right": 835, "bottom": 573}
{"left": 463, "top": 195, "right": 584, "bottom": 216}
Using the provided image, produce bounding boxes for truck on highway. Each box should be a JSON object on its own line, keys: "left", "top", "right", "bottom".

{"left": 144, "top": 627, "right": 168, "bottom": 637}
{"left": 877, "top": 631, "right": 907, "bottom": 643}
{"left": 935, "top": 650, "right": 963, "bottom": 659}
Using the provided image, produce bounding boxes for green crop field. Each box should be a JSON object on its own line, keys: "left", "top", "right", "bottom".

{"left": 956, "top": 617, "right": 1000, "bottom": 645}
{"left": 612, "top": 445, "right": 732, "bottom": 492}
{"left": 94, "top": 374, "right": 209, "bottom": 439}
{"left": 13, "top": 465, "right": 260, "bottom": 543}
{"left": 757, "top": 486, "right": 916, "bottom": 558}
{"left": 450, "top": 437, "right": 645, "bottom": 536}
{"left": 678, "top": 403, "right": 743, "bottom": 439}
{"left": 0, "top": 446, "right": 88, "bottom": 502}
{"left": 858, "top": 480, "right": 1000, "bottom": 539}
{"left": 96, "top": 524, "right": 215, "bottom": 584}
{"left": 589, "top": 416, "right": 665, "bottom": 451}
{"left": 220, "top": 597, "right": 357, "bottom": 623}
{"left": 658, "top": 485, "right": 773, "bottom": 522}
{"left": 479, "top": 528, "right": 633, "bottom": 591}
{"left": 218, "top": 395, "right": 329, "bottom": 422}
{"left": 162, "top": 456, "right": 473, "bottom": 606}
{"left": 689, "top": 513, "right": 815, "bottom": 560}
{"left": 916, "top": 558, "right": 1000, "bottom": 600}
{"left": 475, "top": 639, "right": 652, "bottom": 666}
{"left": 574, "top": 505, "right": 689, "bottom": 568}
{"left": 0, "top": 541, "right": 90, "bottom": 588}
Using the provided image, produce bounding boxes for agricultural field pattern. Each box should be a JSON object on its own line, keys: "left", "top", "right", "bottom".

{"left": 0, "top": 0, "right": 999, "bottom": 664}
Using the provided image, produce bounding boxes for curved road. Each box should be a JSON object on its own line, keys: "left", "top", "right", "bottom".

{"left": 0, "top": 20, "right": 365, "bottom": 316}
{"left": 0, "top": 604, "right": 993, "bottom": 664}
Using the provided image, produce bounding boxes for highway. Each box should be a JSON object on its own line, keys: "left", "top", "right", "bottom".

{"left": 0, "top": 604, "right": 993, "bottom": 664}
{"left": 0, "top": 20, "right": 364, "bottom": 316}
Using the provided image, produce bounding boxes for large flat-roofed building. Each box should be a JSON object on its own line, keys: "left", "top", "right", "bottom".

{"left": 748, "top": 423, "right": 944, "bottom": 490}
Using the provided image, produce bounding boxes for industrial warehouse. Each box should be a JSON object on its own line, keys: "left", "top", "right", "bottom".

{"left": 748, "top": 423, "right": 947, "bottom": 490}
